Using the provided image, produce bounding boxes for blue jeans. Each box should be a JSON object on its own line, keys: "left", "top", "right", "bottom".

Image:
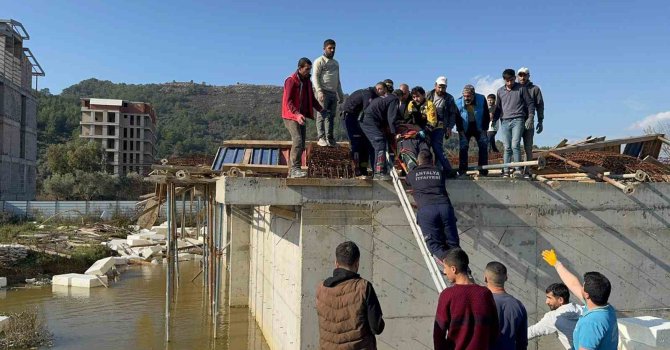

{"left": 416, "top": 202, "right": 459, "bottom": 261}
{"left": 458, "top": 128, "right": 489, "bottom": 174}
{"left": 429, "top": 128, "right": 452, "bottom": 173}
{"left": 501, "top": 117, "right": 524, "bottom": 172}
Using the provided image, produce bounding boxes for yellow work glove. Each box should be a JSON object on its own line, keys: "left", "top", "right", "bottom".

{"left": 542, "top": 249, "right": 558, "bottom": 267}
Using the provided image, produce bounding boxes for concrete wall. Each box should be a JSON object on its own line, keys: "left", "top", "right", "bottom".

{"left": 221, "top": 177, "right": 670, "bottom": 350}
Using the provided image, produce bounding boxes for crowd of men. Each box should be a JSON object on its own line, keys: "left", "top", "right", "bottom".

{"left": 281, "top": 39, "right": 545, "bottom": 179}
{"left": 285, "top": 39, "right": 617, "bottom": 350}
{"left": 317, "top": 241, "right": 619, "bottom": 350}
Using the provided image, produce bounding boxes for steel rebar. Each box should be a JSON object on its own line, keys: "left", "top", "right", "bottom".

{"left": 547, "top": 152, "right": 635, "bottom": 194}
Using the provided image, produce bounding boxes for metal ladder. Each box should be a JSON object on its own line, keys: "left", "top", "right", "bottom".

{"left": 386, "top": 153, "right": 447, "bottom": 292}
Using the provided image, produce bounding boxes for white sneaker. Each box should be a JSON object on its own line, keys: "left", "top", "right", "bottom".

{"left": 317, "top": 138, "right": 328, "bottom": 147}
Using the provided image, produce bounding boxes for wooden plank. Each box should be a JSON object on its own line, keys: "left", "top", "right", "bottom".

{"left": 545, "top": 134, "right": 663, "bottom": 154}
{"left": 285, "top": 178, "right": 373, "bottom": 187}
{"left": 221, "top": 164, "right": 288, "bottom": 174}
{"left": 640, "top": 140, "right": 662, "bottom": 159}
{"left": 151, "top": 165, "right": 216, "bottom": 174}
{"left": 242, "top": 148, "right": 252, "bottom": 165}
{"left": 222, "top": 140, "right": 294, "bottom": 148}
{"left": 554, "top": 139, "right": 568, "bottom": 148}
{"left": 269, "top": 205, "right": 297, "bottom": 220}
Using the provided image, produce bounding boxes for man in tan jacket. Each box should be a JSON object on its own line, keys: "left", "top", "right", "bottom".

{"left": 316, "top": 241, "right": 385, "bottom": 349}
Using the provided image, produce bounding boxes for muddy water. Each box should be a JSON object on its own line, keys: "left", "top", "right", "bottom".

{"left": 0, "top": 261, "right": 269, "bottom": 350}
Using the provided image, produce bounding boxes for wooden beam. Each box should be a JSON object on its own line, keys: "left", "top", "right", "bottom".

{"left": 285, "top": 178, "right": 373, "bottom": 187}
{"left": 544, "top": 134, "right": 663, "bottom": 154}
{"left": 222, "top": 140, "right": 293, "bottom": 148}
{"left": 269, "top": 205, "right": 297, "bottom": 220}
{"left": 221, "top": 164, "right": 288, "bottom": 174}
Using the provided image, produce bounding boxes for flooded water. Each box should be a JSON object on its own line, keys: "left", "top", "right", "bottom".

{"left": 0, "top": 261, "right": 269, "bottom": 350}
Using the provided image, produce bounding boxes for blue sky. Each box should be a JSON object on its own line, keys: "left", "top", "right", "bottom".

{"left": 7, "top": 0, "right": 670, "bottom": 145}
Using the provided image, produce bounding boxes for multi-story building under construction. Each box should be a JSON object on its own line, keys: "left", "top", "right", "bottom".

{"left": 80, "top": 98, "right": 157, "bottom": 176}
{"left": 0, "top": 19, "right": 45, "bottom": 200}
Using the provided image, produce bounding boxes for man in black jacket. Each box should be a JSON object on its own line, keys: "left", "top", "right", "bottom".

{"left": 406, "top": 150, "right": 459, "bottom": 264}
{"left": 341, "top": 83, "right": 384, "bottom": 176}
{"left": 360, "top": 86, "right": 401, "bottom": 180}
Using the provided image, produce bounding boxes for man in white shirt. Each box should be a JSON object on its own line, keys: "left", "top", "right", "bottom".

{"left": 528, "top": 283, "right": 582, "bottom": 349}
{"left": 312, "top": 38, "right": 344, "bottom": 147}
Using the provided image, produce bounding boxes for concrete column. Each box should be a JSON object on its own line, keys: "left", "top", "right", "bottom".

{"left": 229, "top": 205, "right": 252, "bottom": 307}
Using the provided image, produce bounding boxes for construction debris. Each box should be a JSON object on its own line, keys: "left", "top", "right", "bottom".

{"left": 84, "top": 257, "right": 115, "bottom": 276}
{"left": 52, "top": 273, "right": 109, "bottom": 288}
{"left": 0, "top": 244, "right": 28, "bottom": 266}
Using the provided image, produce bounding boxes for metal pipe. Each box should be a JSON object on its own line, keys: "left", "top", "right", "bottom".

{"left": 546, "top": 152, "right": 635, "bottom": 194}
{"left": 165, "top": 183, "right": 172, "bottom": 342}
{"left": 467, "top": 156, "right": 546, "bottom": 171}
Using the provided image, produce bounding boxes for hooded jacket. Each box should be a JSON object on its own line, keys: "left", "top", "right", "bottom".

{"left": 316, "top": 268, "right": 385, "bottom": 350}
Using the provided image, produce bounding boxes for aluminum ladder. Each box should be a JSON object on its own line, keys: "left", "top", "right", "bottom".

{"left": 386, "top": 153, "right": 447, "bottom": 292}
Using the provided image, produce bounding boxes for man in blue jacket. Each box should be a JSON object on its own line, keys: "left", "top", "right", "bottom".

{"left": 455, "top": 85, "right": 490, "bottom": 176}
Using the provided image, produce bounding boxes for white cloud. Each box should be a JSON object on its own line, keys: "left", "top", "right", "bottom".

{"left": 473, "top": 75, "right": 504, "bottom": 97}
{"left": 628, "top": 111, "right": 670, "bottom": 130}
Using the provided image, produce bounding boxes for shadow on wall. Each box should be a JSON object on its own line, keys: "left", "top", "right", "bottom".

{"left": 449, "top": 180, "right": 670, "bottom": 314}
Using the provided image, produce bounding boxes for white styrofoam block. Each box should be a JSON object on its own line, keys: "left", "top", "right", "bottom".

{"left": 0, "top": 316, "right": 9, "bottom": 333}
{"left": 619, "top": 316, "right": 670, "bottom": 347}
{"left": 619, "top": 337, "right": 669, "bottom": 350}
{"left": 140, "top": 245, "right": 163, "bottom": 259}
{"left": 127, "top": 238, "right": 152, "bottom": 247}
{"left": 52, "top": 273, "right": 79, "bottom": 286}
{"left": 150, "top": 226, "right": 168, "bottom": 235}
{"left": 85, "top": 257, "right": 115, "bottom": 276}
{"left": 0, "top": 277, "right": 7, "bottom": 288}
{"left": 53, "top": 273, "right": 108, "bottom": 288}
{"left": 107, "top": 239, "right": 127, "bottom": 250}
{"left": 70, "top": 274, "right": 107, "bottom": 288}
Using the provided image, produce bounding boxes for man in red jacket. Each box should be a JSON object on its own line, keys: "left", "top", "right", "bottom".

{"left": 434, "top": 248, "right": 499, "bottom": 349}
{"left": 282, "top": 57, "right": 323, "bottom": 178}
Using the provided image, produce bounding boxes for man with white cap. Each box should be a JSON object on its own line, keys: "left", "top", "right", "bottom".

{"left": 426, "top": 76, "right": 459, "bottom": 177}
{"left": 517, "top": 67, "right": 545, "bottom": 178}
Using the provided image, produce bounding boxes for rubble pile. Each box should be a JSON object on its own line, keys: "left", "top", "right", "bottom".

{"left": 0, "top": 245, "right": 28, "bottom": 266}
{"left": 546, "top": 151, "right": 670, "bottom": 182}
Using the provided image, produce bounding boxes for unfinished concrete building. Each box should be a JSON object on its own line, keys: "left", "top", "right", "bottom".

{"left": 80, "top": 98, "right": 157, "bottom": 176}
{"left": 147, "top": 137, "right": 670, "bottom": 349}
{"left": 0, "top": 19, "right": 44, "bottom": 200}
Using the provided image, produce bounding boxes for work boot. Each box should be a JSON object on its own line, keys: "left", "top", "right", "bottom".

{"left": 317, "top": 138, "right": 328, "bottom": 147}
{"left": 327, "top": 138, "right": 337, "bottom": 147}
{"left": 288, "top": 168, "right": 307, "bottom": 178}
{"left": 374, "top": 151, "right": 387, "bottom": 175}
